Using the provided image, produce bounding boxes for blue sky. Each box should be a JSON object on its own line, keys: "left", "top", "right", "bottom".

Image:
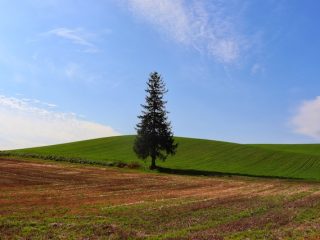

{"left": 1, "top": 0, "right": 320, "bottom": 149}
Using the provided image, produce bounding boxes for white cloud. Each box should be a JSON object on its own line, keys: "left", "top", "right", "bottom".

{"left": 0, "top": 95, "right": 119, "bottom": 150}
{"left": 44, "top": 28, "right": 98, "bottom": 53}
{"left": 291, "top": 96, "right": 320, "bottom": 140}
{"left": 127, "top": 0, "right": 246, "bottom": 63}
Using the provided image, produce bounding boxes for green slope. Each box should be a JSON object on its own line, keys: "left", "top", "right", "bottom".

{"left": 8, "top": 136, "right": 320, "bottom": 180}
{"left": 250, "top": 144, "right": 320, "bottom": 156}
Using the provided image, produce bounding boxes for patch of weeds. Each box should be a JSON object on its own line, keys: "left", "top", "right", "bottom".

{"left": 295, "top": 207, "right": 320, "bottom": 222}
{"left": 225, "top": 229, "right": 271, "bottom": 240}
{"left": 183, "top": 196, "right": 296, "bottom": 240}
{"left": 100, "top": 196, "right": 275, "bottom": 239}
{"left": 115, "top": 161, "right": 127, "bottom": 168}
{"left": 21, "top": 225, "right": 37, "bottom": 237}
{"left": 127, "top": 161, "right": 141, "bottom": 169}
{"left": 273, "top": 225, "right": 320, "bottom": 240}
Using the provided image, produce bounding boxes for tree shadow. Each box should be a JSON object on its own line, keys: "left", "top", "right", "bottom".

{"left": 156, "top": 167, "right": 303, "bottom": 181}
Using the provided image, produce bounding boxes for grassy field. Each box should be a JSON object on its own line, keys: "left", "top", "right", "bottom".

{"left": 9, "top": 135, "right": 320, "bottom": 180}
{"left": 251, "top": 143, "right": 320, "bottom": 156}
{"left": 2, "top": 157, "right": 320, "bottom": 239}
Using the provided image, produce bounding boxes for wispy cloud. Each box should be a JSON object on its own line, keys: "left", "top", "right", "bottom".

{"left": 44, "top": 27, "right": 99, "bottom": 53}
{"left": 0, "top": 95, "right": 119, "bottom": 150}
{"left": 291, "top": 96, "right": 320, "bottom": 140}
{"left": 251, "top": 63, "right": 264, "bottom": 75}
{"left": 63, "top": 62, "right": 101, "bottom": 84}
{"left": 127, "top": 0, "right": 247, "bottom": 63}
{"left": 65, "top": 62, "right": 81, "bottom": 79}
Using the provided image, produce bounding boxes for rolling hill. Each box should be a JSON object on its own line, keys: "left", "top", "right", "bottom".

{"left": 250, "top": 143, "right": 320, "bottom": 156}
{"left": 8, "top": 135, "right": 320, "bottom": 180}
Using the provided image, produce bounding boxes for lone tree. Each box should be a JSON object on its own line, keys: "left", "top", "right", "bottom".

{"left": 134, "top": 72, "right": 177, "bottom": 169}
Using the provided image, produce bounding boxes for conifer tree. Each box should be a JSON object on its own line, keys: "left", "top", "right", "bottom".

{"left": 134, "top": 72, "right": 177, "bottom": 169}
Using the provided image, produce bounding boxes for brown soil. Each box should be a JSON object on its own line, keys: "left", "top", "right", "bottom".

{"left": 1, "top": 158, "right": 319, "bottom": 212}
{"left": 2, "top": 158, "right": 320, "bottom": 239}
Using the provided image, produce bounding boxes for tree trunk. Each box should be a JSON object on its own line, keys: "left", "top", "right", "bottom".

{"left": 150, "top": 155, "right": 156, "bottom": 170}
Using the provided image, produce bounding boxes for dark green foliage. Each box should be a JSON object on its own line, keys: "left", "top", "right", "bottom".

{"left": 134, "top": 72, "right": 177, "bottom": 169}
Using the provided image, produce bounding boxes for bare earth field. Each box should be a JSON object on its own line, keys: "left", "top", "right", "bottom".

{"left": 1, "top": 158, "right": 320, "bottom": 239}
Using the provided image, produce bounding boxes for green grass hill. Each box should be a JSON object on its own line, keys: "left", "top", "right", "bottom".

{"left": 249, "top": 143, "right": 320, "bottom": 156}
{"left": 8, "top": 135, "right": 320, "bottom": 180}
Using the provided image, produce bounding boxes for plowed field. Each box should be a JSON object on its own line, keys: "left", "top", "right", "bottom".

{"left": 2, "top": 158, "right": 320, "bottom": 239}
